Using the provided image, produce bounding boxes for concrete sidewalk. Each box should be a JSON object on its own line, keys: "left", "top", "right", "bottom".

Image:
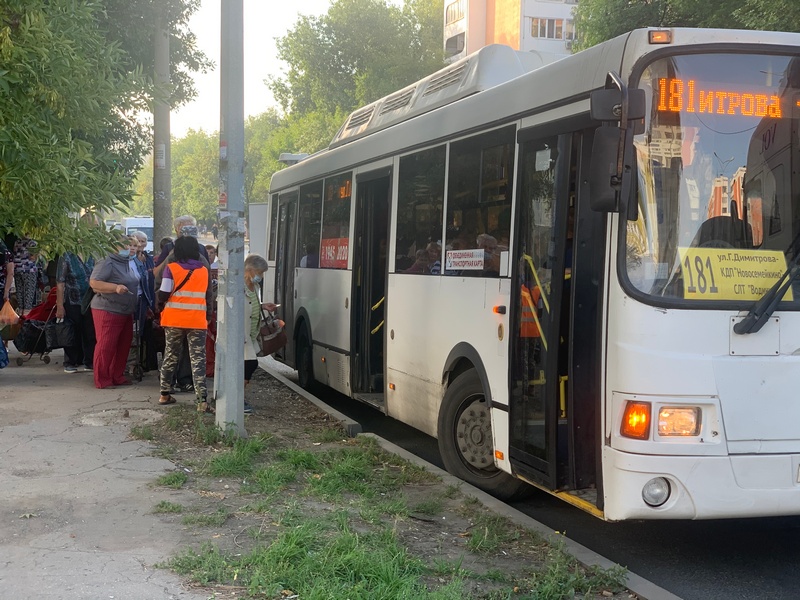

{"left": 0, "top": 346, "right": 206, "bottom": 599}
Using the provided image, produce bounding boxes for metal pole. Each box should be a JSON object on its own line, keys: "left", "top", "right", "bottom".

{"left": 214, "top": 0, "right": 246, "bottom": 435}
{"left": 153, "top": 10, "right": 171, "bottom": 246}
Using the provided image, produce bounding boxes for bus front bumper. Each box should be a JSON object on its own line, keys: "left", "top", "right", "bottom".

{"left": 602, "top": 447, "right": 800, "bottom": 521}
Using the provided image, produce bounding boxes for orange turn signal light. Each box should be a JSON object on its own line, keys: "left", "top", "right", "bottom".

{"left": 495, "top": 450, "right": 504, "bottom": 461}
{"left": 649, "top": 30, "right": 672, "bottom": 44}
{"left": 388, "top": 383, "right": 396, "bottom": 390}
{"left": 493, "top": 305, "right": 506, "bottom": 314}
{"left": 621, "top": 401, "right": 651, "bottom": 440}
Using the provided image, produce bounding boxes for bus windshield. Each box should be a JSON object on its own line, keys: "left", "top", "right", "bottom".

{"left": 626, "top": 52, "right": 800, "bottom": 305}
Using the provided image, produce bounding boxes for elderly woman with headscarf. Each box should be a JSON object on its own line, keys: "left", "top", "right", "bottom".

{"left": 89, "top": 236, "right": 140, "bottom": 389}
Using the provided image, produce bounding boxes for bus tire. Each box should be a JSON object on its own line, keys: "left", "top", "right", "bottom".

{"left": 296, "top": 330, "right": 316, "bottom": 391}
{"left": 437, "top": 369, "right": 529, "bottom": 501}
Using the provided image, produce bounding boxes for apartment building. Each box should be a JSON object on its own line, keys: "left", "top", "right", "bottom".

{"left": 444, "top": 0, "right": 578, "bottom": 65}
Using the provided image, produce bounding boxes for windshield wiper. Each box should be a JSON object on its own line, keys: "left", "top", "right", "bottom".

{"left": 733, "top": 252, "right": 800, "bottom": 335}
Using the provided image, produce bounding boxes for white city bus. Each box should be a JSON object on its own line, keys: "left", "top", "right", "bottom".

{"left": 265, "top": 29, "right": 800, "bottom": 520}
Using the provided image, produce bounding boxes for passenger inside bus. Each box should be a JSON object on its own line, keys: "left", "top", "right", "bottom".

{"left": 403, "top": 249, "right": 429, "bottom": 273}
{"left": 300, "top": 243, "right": 319, "bottom": 268}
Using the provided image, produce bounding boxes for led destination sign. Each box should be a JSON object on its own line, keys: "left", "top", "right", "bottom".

{"left": 657, "top": 78, "right": 782, "bottom": 118}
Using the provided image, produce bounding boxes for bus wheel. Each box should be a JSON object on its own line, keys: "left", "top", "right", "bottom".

{"left": 296, "top": 331, "right": 316, "bottom": 391}
{"left": 438, "top": 369, "right": 529, "bottom": 500}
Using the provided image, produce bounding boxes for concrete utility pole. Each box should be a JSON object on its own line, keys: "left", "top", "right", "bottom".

{"left": 214, "top": 0, "right": 246, "bottom": 435}
{"left": 153, "top": 10, "right": 172, "bottom": 245}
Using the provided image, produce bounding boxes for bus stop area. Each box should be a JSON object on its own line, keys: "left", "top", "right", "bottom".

{"left": 0, "top": 345, "right": 679, "bottom": 600}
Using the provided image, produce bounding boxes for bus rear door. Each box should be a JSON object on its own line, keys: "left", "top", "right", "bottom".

{"left": 273, "top": 191, "right": 298, "bottom": 363}
{"left": 351, "top": 167, "right": 392, "bottom": 410}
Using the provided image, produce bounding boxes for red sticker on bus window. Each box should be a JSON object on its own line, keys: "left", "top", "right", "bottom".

{"left": 320, "top": 238, "right": 349, "bottom": 269}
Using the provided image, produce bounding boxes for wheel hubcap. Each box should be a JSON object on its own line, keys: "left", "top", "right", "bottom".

{"left": 455, "top": 397, "right": 493, "bottom": 469}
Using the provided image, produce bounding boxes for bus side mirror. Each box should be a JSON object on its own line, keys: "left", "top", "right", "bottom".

{"left": 590, "top": 89, "right": 646, "bottom": 121}
{"left": 588, "top": 81, "right": 646, "bottom": 213}
{"left": 589, "top": 126, "right": 623, "bottom": 212}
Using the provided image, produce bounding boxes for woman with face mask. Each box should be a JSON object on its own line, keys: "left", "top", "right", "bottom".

{"left": 242, "top": 254, "right": 277, "bottom": 414}
{"left": 88, "top": 236, "right": 140, "bottom": 389}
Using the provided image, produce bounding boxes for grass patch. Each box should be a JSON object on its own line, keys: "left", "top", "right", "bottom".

{"left": 167, "top": 513, "right": 466, "bottom": 599}
{"left": 130, "top": 424, "right": 154, "bottom": 440}
{"left": 153, "top": 501, "right": 184, "bottom": 514}
{"left": 181, "top": 509, "right": 229, "bottom": 527}
{"left": 412, "top": 496, "right": 444, "bottom": 516}
{"left": 311, "top": 426, "right": 346, "bottom": 443}
{"left": 524, "top": 540, "right": 627, "bottom": 598}
{"left": 156, "top": 471, "right": 188, "bottom": 489}
{"left": 245, "top": 463, "right": 300, "bottom": 495}
{"left": 205, "top": 437, "right": 265, "bottom": 477}
{"left": 466, "top": 514, "right": 520, "bottom": 554}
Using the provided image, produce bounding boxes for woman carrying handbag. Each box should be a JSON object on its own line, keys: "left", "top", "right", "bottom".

{"left": 243, "top": 254, "right": 278, "bottom": 414}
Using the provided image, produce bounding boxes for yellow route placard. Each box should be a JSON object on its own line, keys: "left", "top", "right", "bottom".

{"left": 677, "top": 247, "right": 793, "bottom": 301}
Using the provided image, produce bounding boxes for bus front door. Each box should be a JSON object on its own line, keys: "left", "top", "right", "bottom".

{"left": 509, "top": 133, "right": 573, "bottom": 491}
{"left": 351, "top": 169, "right": 391, "bottom": 410}
{"left": 273, "top": 192, "right": 298, "bottom": 364}
{"left": 510, "top": 129, "right": 603, "bottom": 503}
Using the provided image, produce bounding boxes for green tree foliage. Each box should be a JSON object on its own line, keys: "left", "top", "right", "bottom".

{"left": 735, "top": 0, "right": 800, "bottom": 32}
{"left": 269, "top": 0, "right": 444, "bottom": 115}
{"left": 0, "top": 0, "right": 148, "bottom": 256}
{"left": 100, "top": 0, "right": 212, "bottom": 107}
{"left": 574, "top": 0, "right": 800, "bottom": 51}
{"left": 170, "top": 130, "right": 218, "bottom": 226}
{"left": 0, "top": 0, "right": 207, "bottom": 257}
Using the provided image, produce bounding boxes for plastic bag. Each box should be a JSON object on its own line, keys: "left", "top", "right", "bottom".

{"left": 0, "top": 300, "right": 19, "bottom": 326}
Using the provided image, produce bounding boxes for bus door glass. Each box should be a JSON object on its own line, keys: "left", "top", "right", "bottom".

{"left": 509, "top": 133, "right": 572, "bottom": 488}
{"left": 274, "top": 191, "right": 298, "bottom": 362}
{"left": 352, "top": 170, "right": 391, "bottom": 396}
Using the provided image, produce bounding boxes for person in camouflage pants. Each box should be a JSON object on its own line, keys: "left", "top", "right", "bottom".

{"left": 156, "top": 236, "right": 213, "bottom": 411}
{"left": 161, "top": 328, "right": 207, "bottom": 401}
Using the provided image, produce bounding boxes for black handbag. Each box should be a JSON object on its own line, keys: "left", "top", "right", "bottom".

{"left": 45, "top": 318, "right": 76, "bottom": 350}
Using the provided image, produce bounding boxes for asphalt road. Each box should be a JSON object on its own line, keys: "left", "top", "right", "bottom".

{"left": 308, "top": 383, "right": 800, "bottom": 600}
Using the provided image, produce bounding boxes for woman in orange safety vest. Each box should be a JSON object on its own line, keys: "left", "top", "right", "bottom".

{"left": 156, "top": 236, "right": 212, "bottom": 412}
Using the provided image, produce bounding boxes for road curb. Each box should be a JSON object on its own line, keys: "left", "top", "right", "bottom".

{"left": 261, "top": 366, "right": 681, "bottom": 600}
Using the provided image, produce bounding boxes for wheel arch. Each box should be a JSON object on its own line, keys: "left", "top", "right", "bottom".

{"left": 442, "top": 342, "right": 492, "bottom": 403}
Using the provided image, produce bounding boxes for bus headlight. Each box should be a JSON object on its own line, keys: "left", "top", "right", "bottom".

{"left": 658, "top": 407, "right": 701, "bottom": 436}
{"left": 642, "top": 477, "right": 671, "bottom": 507}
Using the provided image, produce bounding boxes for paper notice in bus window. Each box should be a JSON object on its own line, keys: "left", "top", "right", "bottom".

{"left": 446, "top": 249, "right": 485, "bottom": 271}
{"left": 677, "top": 247, "right": 793, "bottom": 301}
{"left": 320, "top": 237, "right": 349, "bottom": 269}
{"left": 535, "top": 149, "right": 551, "bottom": 172}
